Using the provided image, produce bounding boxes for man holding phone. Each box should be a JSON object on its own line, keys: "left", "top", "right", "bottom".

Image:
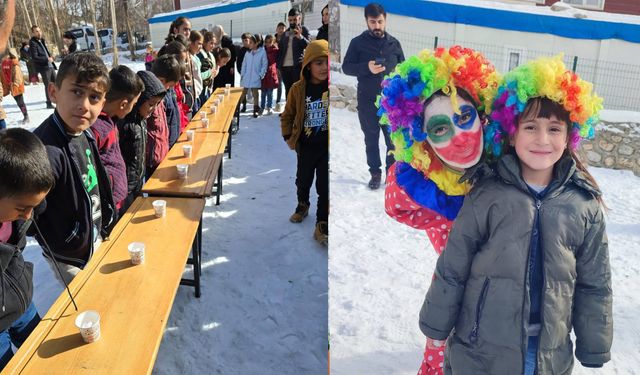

{"left": 278, "top": 8, "right": 310, "bottom": 99}
{"left": 343, "top": 3, "right": 404, "bottom": 190}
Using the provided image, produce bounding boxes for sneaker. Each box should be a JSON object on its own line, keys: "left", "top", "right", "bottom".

{"left": 267, "top": 108, "right": 274, "bottom": 115}
{"left": 368, "top": 173, "right": 382, "bottom": 190}
{"left": 289, "top": 202, "right": 309, "bottom": 223}
{"left": 314, "top": 221, "right": 328, "bottom": 246}
{"left": 275, "top": 103, "right": 283, "bottom": 112}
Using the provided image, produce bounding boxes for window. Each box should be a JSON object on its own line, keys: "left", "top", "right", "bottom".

{"left": 521, "top": 0, "right": 545, "bottom": 3}
{"left": 562, "top": 0, "right": 605, "bottom": 10}
{"left": 503, "top": 46, "right": 526, "bottom": 72}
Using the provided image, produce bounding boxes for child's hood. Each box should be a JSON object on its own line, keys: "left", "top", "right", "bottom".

{"left": 301, "top": 39, "right": 328, "bottom": 80}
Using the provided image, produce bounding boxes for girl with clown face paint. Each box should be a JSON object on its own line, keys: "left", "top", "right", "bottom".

{"left": 377, "top": 46, "right": 499, "bottom": 375}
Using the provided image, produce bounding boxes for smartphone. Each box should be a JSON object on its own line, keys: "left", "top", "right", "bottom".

{"left": 374, "top": 57, "right": 386, "bottom": 66}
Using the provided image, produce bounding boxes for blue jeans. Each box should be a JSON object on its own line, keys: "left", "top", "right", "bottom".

{"left": 261, "top": 89, "right": 274, "bottom": 110}
{"left": 0, "top": 302, "right": 40, "bottom": 370}
{"left": 0, "top": 119, "right": 6, "bottom": 130}
{"left": 524, "top": 335, "right": 538, "bottom": 375}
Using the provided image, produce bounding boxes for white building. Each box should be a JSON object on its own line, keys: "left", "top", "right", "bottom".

{"left": 149, "top": 0, "right": 327, "bottom": 48}
{"left": 339, "top": 0, "right": 640, "bottom": 110}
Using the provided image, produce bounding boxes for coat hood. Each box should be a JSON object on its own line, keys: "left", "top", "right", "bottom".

{"left": 300, "top": 39, "right": 328, "bottom": 80}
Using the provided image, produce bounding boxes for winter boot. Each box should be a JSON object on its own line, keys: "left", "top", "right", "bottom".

{"left": 289, "top": 202, "right": 309, "bottom": 223}
{"left": 314, "top": 221, "right": 328, "bottom": 246}
{"left": 368, "top": 172, "right": 382, "bottom": 190}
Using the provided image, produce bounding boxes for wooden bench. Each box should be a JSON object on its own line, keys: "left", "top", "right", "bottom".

{"left": 3, "top": 197, "right": 205, "bottom": 374}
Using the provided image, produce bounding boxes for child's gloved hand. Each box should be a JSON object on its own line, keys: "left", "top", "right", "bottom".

{"left": 424, "top": 337, "right": 446, "bottom": 372}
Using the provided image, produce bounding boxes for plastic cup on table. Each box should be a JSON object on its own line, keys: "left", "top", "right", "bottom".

{"left": 224, "top": 84, "right": 231, "bottom": 95}
{"left": 186, "top": 130, "right": 195, "bottom": 141}
{"left": 199, "top": 111, "right": 207, "bottom": 120}
{"left": 176, "top": 164, "right": 189, "bottom": 179}
{"left": 218, "top": 94, "right": 224, "bottom": 103}
{"left": 128, "top": 242, "right": 145, "bottom": 265}
{"left": 201, "top": 117, "right": 209, "bottom": 128}
{"left": 152, "top": 200, "right": 166, "bottom": 218}
{"left": 210, "top": 105, "right": 217, "bottom": 115}
{"left": 183, "top": 144, "right": 193, "bottom": 158}
{"left": 75, "top": 310, "right": 101, "bottom": 343}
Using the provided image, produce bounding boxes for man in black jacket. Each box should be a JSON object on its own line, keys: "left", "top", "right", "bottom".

{"left": 29, "top": 25, "right": 57, "bottom": 109}
{"left": 343, "top": 3, "right": 404, "bottom": 190}
{"left": 0, "top": 128, "right": 54, "bottom": 369}
{"left": 277, "top": 8, "right": 310, "bottom": 98}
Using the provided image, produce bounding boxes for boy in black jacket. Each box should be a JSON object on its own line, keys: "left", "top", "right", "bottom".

{"left": 118, "top": 70, "right": 166, "bottom": 214}
{"left": 33, "top": 52, "right": 116, "bottom": 285}
{"left": 0, "top": 128, "right": 54, "bottom": 369}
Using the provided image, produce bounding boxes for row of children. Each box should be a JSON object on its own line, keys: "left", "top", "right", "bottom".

{"left": 0, "top": 47, "right": 196, "bottom": 367}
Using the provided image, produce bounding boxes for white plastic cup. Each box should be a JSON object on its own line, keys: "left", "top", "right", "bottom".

{"left": 199, "top": 111, "right": 207, "bottom": 120}
{"left": 176, "top": 164, "right": 189, "bottom": 179}
{"left": 217, "top": 94, "right": 224, "bottom": 102}
{"left": 75, "top": 310, "right": 101, "bottom": 343}
{"left": 183, "top": 144, "right": 193, "bottom": 158}
{"left": 201, "top": 117, "right": 209, "bottom": 128}
{"left": 213, "top": 99, "right": 220, "bottom": 107}
{"left": 152, "top": 200, "right": 166, "bottom": 218}
{"left": 210, "top": 105, "right": 217, "bottom": 115}
{"left": 224, "top": 84, "right": 231, "bottom": 95}
{"left": 128, "top": 242, "right": 145, "bottom": 265}
{"left": 186, "top": 130, "right": 195, "bottom": 141}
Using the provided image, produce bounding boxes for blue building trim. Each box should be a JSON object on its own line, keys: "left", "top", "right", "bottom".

{"left": 341, "top": 0, "right": 640, "bottom": 43}
{"left": 149, "top": 0, "right": 287, "bottom": 24}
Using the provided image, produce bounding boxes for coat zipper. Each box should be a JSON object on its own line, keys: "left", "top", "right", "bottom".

{"left": 469, "top": 277, "right": 490, "bottom": 343}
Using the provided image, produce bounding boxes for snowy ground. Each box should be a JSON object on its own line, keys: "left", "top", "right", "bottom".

{"left": 329, "top": 104, "right": 640, "bottom": 374}
{"left": 3, "top": 54, "right": 328, "bottom": 374}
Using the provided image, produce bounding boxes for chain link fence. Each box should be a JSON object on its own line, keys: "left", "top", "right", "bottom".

{"left": 339, "top": 21, "right": 640, "bottom": 111}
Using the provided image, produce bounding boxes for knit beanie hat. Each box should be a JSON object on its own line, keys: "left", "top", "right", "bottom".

{"left": 136, "top": 70, "right": 166, "bottom": 103}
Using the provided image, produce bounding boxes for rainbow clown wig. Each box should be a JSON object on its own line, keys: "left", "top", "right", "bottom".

{"left": 486, "top": 55, "right": 603, "bottom": 157}
{"left": 377, "top": 46, "right": 499, "bottom": 219}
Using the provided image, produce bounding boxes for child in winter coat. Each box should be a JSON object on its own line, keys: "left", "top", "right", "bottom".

{"left": 420, "top": 56, "right": 612, "bottom": 374}
{"left": 378, "top": 46, "right": 499, "bottom": 375}
{"left": 261, "top": 34, "right": 279, "bottom": 115}
{"left": 90, "top": 65, "right": 144, "bottom": 213}
{"left": 240, "top": 34, "right": 267, "bottom": 118}
{"left": 147, "top": 54, "right": 182, "bottom": 178}
{"left": 33, "top": 52, "right": 117, "bottom": 285}
{"left": 1, "top": 49, "right": 29, "bottom": 123}
{"left": 280, "top": 39, "right": 329, "bottom": 245}
{"left": 144, "top": 44, "right": 156, "bottom": 71}
{"left": 117, "top": 71, "right": 166, "bottom": 214}
{"left": 0, "top": 128, "right": 54, "bottom": 370}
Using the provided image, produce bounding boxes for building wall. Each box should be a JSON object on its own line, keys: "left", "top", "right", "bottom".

{"left": 543, "top": 0, "right": 640, "bottom": 15}
{"left": 339, "top": 2, "right": 640, "bottom": 111}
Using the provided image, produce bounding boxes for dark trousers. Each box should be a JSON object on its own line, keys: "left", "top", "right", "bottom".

{"left": 14, "top": 94, "right": 28, "bottom": 118}
{"left": 296, "top": 142, "right": 328, "bottom": 223}
{"left": 276, "top": 69, "right": 284, "bottom": 103}
{"left": 358, "top": 99, "right": 394, "bottom": 175}
{"left": 281, "top": 66, "right": 301, "bottom": 100}
{"left": 0, "top": 302, "right": 40, "bottom": 370}
{"left": 37, "top": 68, "right": 56, "bottom": 106}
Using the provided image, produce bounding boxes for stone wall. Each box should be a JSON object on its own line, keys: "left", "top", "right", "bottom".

{"left": 330, "top": 76, "right": 640, "bottom": 176}
{"left": 582, "top": 122, "right": 640, "bottom": 176}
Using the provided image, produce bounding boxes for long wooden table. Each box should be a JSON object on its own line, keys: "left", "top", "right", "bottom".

{"left": 191, "top": 87, "right": 243, "bottom": 158}
{"left": 141, "top": 129, "right": 229, "bottom": 204}
{"left": 3, "top": 197, "right": 205, "bottom": 374}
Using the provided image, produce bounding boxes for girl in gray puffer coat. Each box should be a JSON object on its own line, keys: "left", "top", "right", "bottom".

{"left": 419, "top": 56, "right": 612, "bottom": 375}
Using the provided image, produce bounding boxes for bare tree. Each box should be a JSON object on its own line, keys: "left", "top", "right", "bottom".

{"left": 44, "top": 0, "right": 64, "bottom": 56}
{"left": 89, "top": 0, "right": 102, "bottom": 55}
{"left": 19, "top": 0, "right": 33, "bottom": 37}
{"left": 110, "top": 0, "right": 118, "bottom": 65}
{"left": 123, "top": 0, "right": 136, "bottom": 60}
